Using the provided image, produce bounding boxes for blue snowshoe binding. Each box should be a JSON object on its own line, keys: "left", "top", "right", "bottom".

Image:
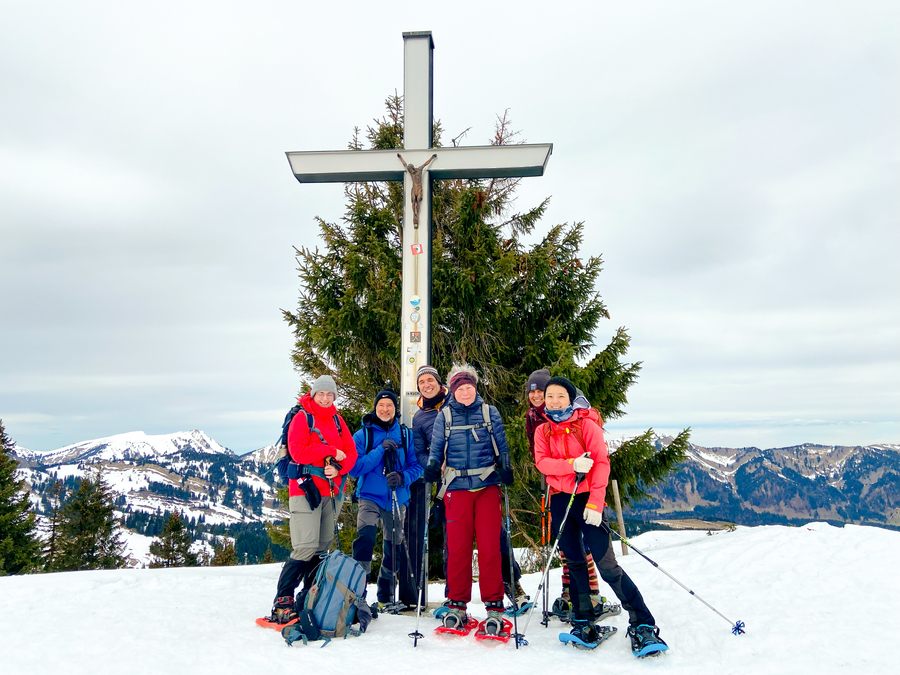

{"left": 628, "top": 623, "right": 669, "bottom": 658}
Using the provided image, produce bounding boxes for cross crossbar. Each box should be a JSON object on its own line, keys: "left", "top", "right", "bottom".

{"left": 286, "top": 144, "right": 553, "bottom": 184}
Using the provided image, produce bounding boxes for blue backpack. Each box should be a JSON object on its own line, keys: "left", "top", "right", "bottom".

{"left": 282, "top": 549, "right": 371, "bottom": 646}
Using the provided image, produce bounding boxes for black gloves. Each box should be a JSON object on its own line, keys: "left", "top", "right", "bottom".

{"left": 423, "top": 460, "right": 442, "bottom": 483}
{"left": 385, "top": 472, "right": 403, "bottom": 489}
{"left": 498, "top": 465, "right": 514, "bottom": 486}
{"left": 381, "top": 439, "right": 398, "bottom": 451}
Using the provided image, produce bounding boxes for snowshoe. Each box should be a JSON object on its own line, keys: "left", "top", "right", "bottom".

{"left": 503, "top": 600, "right": 534, "bottom": 617}
{"left": 628, "top": 624, "right": 669, "bottom": 658}
{"left": 591, "top": 596, "right": 622, "bottom": 622}
{"left": 551, "top": 594, "right": 572, "bottom": 621}
{"left": 435, "top": 607, "right": 478, "bottom": 636}
{"left": 559, "top": 625, "right": 616, "bottom": 650}
{"left": 256, "top": 616, "right": 298, "bottom": 630}
{"left": 379, "top": 601, "right": 408, "bottom": 615}
{"left": 475, "top": 611, "right": 513, "bottom": 643}
{"left": 257, "top": 596, "right": 298, "bottom": 629}
{"left": 431, "top": 601, "right": 451, "bottom": 619}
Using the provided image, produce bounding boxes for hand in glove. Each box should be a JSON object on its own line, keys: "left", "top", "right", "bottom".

{"left": 385, "top": 471, "right": 403, "bottom": 489}
{"left": 497, "top": 465, "right": 514, "bottom": 486}
{"left": 572, "top": 454, "right": 594, "bottom": 474}
{"left": 381, "top": 439, "right": 398, "bottom": 451}
{"left": 583, "top": 507, "right": 603, "bottom": 527}
{"left": 423, "top": 460, "right": 442, "bottom": 483}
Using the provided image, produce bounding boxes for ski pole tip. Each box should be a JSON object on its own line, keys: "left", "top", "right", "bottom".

{"left": 515, "top": 634, "right": 529, "bottom": 646}
{"left": 732, "top": 620, "right": 746, "bottom": 635}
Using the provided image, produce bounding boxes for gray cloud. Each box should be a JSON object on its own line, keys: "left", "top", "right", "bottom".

{"left": 2, "top": 0, "right": 897, "bottom": 453}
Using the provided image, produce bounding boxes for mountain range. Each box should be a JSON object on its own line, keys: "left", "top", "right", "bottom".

{"left": 11, "top": 430, "right": 900, "bottom": 561}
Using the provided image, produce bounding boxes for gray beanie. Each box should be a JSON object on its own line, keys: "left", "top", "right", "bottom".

{"left": 310, "top": 375, "right": 338, "bottom": 396}
{"left": 526, "top": 369, "right": 551, "bottom": 393}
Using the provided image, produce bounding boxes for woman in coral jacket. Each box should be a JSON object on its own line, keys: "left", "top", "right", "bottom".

{"left": 534, "top": 376, "right": 665, "bottom": 653}
{"left": 268, "top": 375, "right": 358, "bottom": 624}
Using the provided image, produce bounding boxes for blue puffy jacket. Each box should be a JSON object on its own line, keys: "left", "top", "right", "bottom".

{"left": 349, "top": 414, "right": 422, "bottom": 510}
{"left": 427, "top": 394, "right": 510, "bottom": 493}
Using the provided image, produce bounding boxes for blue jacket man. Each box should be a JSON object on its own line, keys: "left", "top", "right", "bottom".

{"left": 349, "top": 390, "right": 422, "bottom": 609}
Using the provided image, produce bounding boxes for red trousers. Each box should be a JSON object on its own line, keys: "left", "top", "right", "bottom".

{"left": 444, "top": 485, "right": 504, "bottom": 605}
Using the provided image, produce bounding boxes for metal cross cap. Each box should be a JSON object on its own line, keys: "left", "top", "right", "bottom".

{"left": 285, "top": 31, "right": 553, "bottom": 426}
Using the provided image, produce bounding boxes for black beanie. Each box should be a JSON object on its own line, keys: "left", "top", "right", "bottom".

{"left": 373, "top": 389, "right": 399, "bottom": 416}
{"left": 526, "top": 369, "right": 551, "bottom": 393}
{"left": 546, "top": 376, "right": 577, "bottom": 404}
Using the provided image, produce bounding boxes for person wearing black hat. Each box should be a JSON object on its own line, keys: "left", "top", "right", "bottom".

{"left": 524, "top": 369, "right": 606, "bottom": 623}
{"left": 349, "top": 389, "right": 423, "bottom": 611}
{"left": 535, "top": 376, "right": 666, "bottom": 654}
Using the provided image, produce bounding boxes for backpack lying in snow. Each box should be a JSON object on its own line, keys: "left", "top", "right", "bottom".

{"left": 281, "top": 550, "right": 372, "bottom": 646}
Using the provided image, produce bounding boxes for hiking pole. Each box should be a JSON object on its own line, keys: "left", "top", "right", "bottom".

{"left": 602, "top": 523, "right": 746, "bottom": 635}
{"left": 540, "top": 480, "right": 551, "bottom": 626}
{"left": 502, "top": 485, "right": 520, "bottom": 650}
{"left": 326, "top": 456, "right": 342, "bottom": 553}
{"left": 391, "top": 488, "right": 416, "bottom": 609}
{"left": 517, "top": 473, "right": 585, "bottom": 646}
{"left": 409, "top": 482, "right": 433, "bottom": 646}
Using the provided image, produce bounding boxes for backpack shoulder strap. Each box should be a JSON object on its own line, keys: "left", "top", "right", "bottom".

{"left": 442, "top": 406, "right": 452, "bottom": 441}
{"left": 363, "top": 426, "right": 373, "bottom": 454}
{"left": 481, "top": 403, "right": 500, "bottom": 459}
{"left": 333, "top": 414, "right": 343, "bottom": 436}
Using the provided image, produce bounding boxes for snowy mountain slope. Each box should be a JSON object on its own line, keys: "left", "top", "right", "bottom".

{"left": 0, "top": 523, "right": 895, "bottom": 675}
{"left": 14, "top": 429, "right": 232, "bottom": 466}
{"left": 622, "top": 437, "right": 900, "bottom": 527}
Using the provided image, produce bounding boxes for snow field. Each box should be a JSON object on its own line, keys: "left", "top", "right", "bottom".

{"left": 0, "top": 523, "right": 896, "bottom": 675}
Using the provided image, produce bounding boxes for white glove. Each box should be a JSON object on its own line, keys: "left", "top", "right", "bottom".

{"left": 572, "top": 454, "right": 594, "bottom": 473}
{"left": 583, "top": 508, "right": 603, "bottom": 527}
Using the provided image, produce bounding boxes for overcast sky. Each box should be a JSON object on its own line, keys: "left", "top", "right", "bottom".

{"left": 2, "top": 1, "right": 897, "bottom": 454}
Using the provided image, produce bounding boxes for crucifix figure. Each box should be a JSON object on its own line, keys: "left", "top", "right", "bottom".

{"left": 285, "top": 31, "right": 552, "bottom": 426}
{"left": 397, "top": 153, "right": 437, "bottom": 227}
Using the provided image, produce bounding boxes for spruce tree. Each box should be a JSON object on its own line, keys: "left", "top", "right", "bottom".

{"left": 48, "top": 469, "right": 128, "bottom": 571}
{"left": 211, "top": 538, "right": 238, "bottom": 566}
{"left": 284, "top": 96, "right": 689, "bottom": 557}
{"left": 148, "top": 511, "right": 198, "bottom": 568}
{"left": 260, "top": 545, "right": 276, "bottom": 564}
{"left": 0, "top": 420, "right": 41, "bottom": 575}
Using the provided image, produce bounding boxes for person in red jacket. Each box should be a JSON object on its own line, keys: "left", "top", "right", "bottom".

{"left": 525, "top": 369, "right": 603, "bottom": 617}
{"left": 534, "top": 376, "right": 665, "bottom": 653}
{"left": 269, "top": 375, "right": 358, "bottom": 624}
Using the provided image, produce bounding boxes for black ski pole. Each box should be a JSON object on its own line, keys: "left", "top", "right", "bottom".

{"left": 518, "top": 473, "right": 585, "bottom": 645}
{"left": 602, "top": 523, "right": 745, "bottom": 635}
{"left": 409, "top": 482, "right": 433, "bottom": 646}
{"left": 503, "top": 485, "right": 520, "bottom": 649}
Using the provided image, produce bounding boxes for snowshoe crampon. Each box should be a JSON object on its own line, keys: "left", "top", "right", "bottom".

{"left": 559, "top": 625, "right": 616, "bottom": 650}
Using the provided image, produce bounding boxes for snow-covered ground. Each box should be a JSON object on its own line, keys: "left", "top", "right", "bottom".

{"left": 1, "top": 523, "right": 896, "bottom": 674}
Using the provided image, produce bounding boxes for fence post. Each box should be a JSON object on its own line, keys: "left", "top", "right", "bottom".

{"left": 610, "top": 479, "right": 628, "bottom": 556}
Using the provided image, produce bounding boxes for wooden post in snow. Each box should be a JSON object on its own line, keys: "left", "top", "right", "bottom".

{"left": 610, "top": 479, "right": 628, "bottom": 556}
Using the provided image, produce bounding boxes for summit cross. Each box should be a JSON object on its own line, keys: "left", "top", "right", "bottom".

{"left": 285, "top": 31, "right": 552, "bottom": 425}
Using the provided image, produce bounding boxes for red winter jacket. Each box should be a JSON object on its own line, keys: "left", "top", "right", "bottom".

{"left": 533, "top": 407, "right": 609, "bottom": 513}
{"left": 287, "top": 392, "right": 358, "bottom": 499}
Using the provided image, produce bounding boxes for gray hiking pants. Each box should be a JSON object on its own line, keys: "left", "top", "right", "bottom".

{"left": 288, "top": 494, "right": 343, "bottom": 562}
